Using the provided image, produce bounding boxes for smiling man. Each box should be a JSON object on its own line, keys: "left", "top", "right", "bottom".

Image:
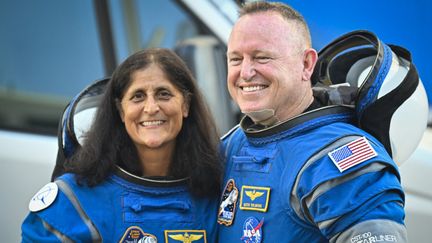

{"left": 217, "top": 2, "right": 408, "bottom": 243}
{"left": 226, "top": 5, "right": 316, "bottom": 125}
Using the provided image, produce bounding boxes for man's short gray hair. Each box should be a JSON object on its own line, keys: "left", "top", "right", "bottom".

{"left": 239, "top": 1, "right": 312, "bottom": 47}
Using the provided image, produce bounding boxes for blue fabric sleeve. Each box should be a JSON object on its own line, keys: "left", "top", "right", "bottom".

{"left": 21, "top": 179, "right": 94, "bottom": 242}
{"left": 21, "top": 213, "right": 61, "bottom": 242}
{"left": 304, "top": 167, "right": 404, "bottom": 239}
{"left": 330, "top": 201, "right": 407, "bottom": 242}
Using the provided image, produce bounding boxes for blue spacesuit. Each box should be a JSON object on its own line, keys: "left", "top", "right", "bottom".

{"left": 217, "top": 106, "right": 407, "bottom": 242}
{"left": 22, "top": 167, "right": 218, "bottom": 242}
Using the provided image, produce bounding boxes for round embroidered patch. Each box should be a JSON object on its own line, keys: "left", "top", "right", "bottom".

{"left": 29, "top": 182, "right": 58, "bottom": 212}
{"left": 241, "top": 217, "right": 264, "bottom": 243}
{"left": 120, "top": 226, "right": 157, "bottom": 243}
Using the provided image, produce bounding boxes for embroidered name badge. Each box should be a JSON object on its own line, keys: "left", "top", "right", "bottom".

{"left": 165, "top": 230, "right": 206, "bottom": 243}
{"left": 218, "top": 179, "right": 239, "bottom": 226}
{"left": 119, "top": 226, "right": 157, "bottom": 243}
{"left": 241, "top": 217, "right": 264, "bottom": 243}
{"left": 328, "top": 136, "right": 377, "bottom": 172}
{"left": 239, "top": 185, "right": 270, "bottom": 212}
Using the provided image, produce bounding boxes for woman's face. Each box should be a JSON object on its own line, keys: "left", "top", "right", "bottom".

{"left": 119, "top": 64, "right": 189, "bottom": 152}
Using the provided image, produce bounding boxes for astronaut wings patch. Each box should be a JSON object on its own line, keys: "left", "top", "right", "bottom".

{"left": 165, "top": 230, "right": 206, "bottom": 243}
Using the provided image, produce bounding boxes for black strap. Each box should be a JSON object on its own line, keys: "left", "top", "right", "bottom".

{"left": 51, "top": 105, "right": 69, "bottom": 181}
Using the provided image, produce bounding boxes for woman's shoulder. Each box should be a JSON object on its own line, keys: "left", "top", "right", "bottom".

{"left": 27, "top": 173, "right": 114, "bottom": 217}
{"left": 23, "top": 176, "right": 99, "bottom": 241}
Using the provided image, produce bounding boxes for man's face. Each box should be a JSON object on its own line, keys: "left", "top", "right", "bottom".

{"left": 227, "top": 12, "right": 312, "bottom": 121}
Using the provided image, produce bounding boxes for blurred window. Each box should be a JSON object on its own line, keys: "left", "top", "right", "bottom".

{"left": 0, "top": 0, "right": 212, "bottom": 135}
{"left": 0, "top": 0, "right": 104, "bottom": 134}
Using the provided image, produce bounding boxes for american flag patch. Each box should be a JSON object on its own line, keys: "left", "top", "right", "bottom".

{"left": 328, "top": 137, "right": 377, "bottom": 172}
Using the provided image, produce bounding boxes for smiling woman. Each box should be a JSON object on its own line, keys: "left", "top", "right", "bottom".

{"left": 21, "top": 48, "right": 222, "bottom": 242}
{"left": 118, "top": 65, "right": 190, "bottom": 166}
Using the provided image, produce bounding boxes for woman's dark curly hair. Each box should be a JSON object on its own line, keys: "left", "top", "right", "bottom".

{"left": 65, "top": 48, "right": 222, "bottom": 197}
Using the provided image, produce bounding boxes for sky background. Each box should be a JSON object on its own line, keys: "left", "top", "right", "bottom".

{"left": 283, "top": 0, "right": 431, "bottom": 104}
{"left": 1, "top": 0, "right": 430, "bottom": 104}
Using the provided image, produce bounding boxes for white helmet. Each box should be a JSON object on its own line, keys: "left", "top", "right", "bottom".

{"left": 312, "top": 30, "right": 428, "bottom": 165}
{"left": 52, "top": 77, "right": 109, "bottom": 180}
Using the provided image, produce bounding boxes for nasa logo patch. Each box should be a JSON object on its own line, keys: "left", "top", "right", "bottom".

{"left": 241, "top": 217, "right": 264, "bottom": 243}
{"left": 119, "top": 226, "right": 157, "bottom": 243}
{"left": 29, "top": 182, "right": 58, "bottom": 212}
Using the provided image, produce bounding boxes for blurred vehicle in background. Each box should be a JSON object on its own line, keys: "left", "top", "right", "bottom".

{"left": 0, "top": 1, "right": 238, "bottom": 241}
{"left": 0, "top": 0, "right": 431, "bottom": 242}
